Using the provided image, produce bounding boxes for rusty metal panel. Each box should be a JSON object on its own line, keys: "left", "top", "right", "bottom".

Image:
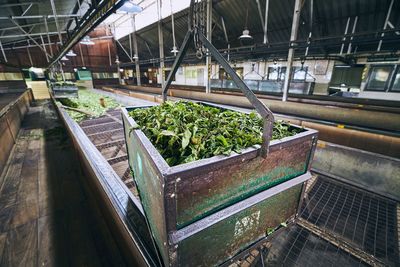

{"left": 172, "top": 136, "right": 313, "bottom": 228}
{"left": 175, "top": 184, "right": 302, "bottom": 267}
{"left": 121, "top": 104, "right": 318, "bottom": 266}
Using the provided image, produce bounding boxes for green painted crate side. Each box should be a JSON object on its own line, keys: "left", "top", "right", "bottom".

{"left": 124, "top": 116, "right": 169, "bottom": 265}
{"left": 175, "top": 139, "right": 312, "bottom": 228}
{"left": 176, "top": 184, "right": 303, "bottom": 267}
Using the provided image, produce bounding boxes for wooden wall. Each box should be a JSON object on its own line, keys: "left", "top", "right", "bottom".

{"left": 3, "top": 27, "right": 118, "bottom": 72}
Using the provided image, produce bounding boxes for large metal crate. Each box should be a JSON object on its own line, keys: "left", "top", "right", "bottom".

{"left": 51, "top": 84, "right": 78, "bottom": 98}
{"left": 121, "top": 104, "right": 318, "bottom": 266}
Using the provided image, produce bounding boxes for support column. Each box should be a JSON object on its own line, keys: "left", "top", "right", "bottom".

{"left": 131, "top": 15, "right": 141, "bottom": 86}
{"left": 282, "top": 0, "right": 302, "bottom": 102}
{"left": 49, "top": 0, "right": 63, "bottom": 46}
{"left": 157, "top": 0, "right": 165, "bottom": 88}
{"left": 205, "top": 0, "right": 212, "bottom": 93}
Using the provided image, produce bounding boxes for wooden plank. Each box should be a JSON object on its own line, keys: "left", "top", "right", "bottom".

{"left": 0, "top": 220, "right": 38, "bottom": 267}
{"left": 0, "top": 139, "right": 28, "bottom": 209}
{"left": 7, "top": 135, "right": 40, "bottom": 230}
{"left": 0, "top": 232, "right": 6, "bottom": 258}
{"left": 37, "top": 213, "right": 68, "bottom": 267}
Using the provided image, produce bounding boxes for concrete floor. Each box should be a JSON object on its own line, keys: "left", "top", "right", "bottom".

{"left": 0, "top": 100, "right": 126, "bottom": 266}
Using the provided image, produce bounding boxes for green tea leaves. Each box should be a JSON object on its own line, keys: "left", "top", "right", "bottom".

{"left": 129, "top": 101, "right": 300, "bottom": 166}
{"left": 182, "top": 128, "right": 192, "bottom": 149}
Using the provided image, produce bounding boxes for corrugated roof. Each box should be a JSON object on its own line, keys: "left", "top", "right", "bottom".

{"left": 117, "top": 0, "right": 400, "bottom": 64}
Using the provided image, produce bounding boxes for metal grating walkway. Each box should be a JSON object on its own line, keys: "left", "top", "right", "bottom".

{"left": 259, "top": 175, "right": 400, "bottom": 267}
{"left": 300, "top": 176, "right": 399, "bottom": 266}
{"left": 79, "top": 109, "right": 137, "bottom": 195}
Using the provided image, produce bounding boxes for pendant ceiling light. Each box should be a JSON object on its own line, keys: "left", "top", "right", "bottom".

{"left": 66, "top": 50, "right": 77, "bottom": 56}
{"left": 118, "top": 0, "right": 143, "bottom": 13}
{"left": 239, "top": 0, "right": 253, "bottom": 40}
{"left": 171, "top": 46, "right": 179, "bottom": 54}
{"left": 170, "top": 0, "right": 179, "bottom": 55}
{"left": 80, "top": 36, "right": 94, "bottom": 45}
{"left": 61, "top": 56, "right": 69, "bottom": 61}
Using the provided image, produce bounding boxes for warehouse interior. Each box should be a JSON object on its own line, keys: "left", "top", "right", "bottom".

{"left": 0, "top": 0, "right": 399, "bottom": 266}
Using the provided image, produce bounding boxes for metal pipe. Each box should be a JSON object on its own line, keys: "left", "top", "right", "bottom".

{"left": 205, "top": 0, "right": 212, "bottom": 94}
{"left": 49, "top": 0, "right": 63, "bottom": 46}
{"left": 377, "top": 0, "right": 394, "bottom": 51}
{"left": 157, "top": 0, "right": 165, "bottom": 88}
{"left": 128, "top": 15, "right": 133, "bottom": 62}
{"left": 40, "top": 34, "right": 49, "bottom": 62}
{"left": 27, "top": 43, "right": 33, "bottom": 66}
{"left": 339, "top": 17, "right": 350, "bottom": 55}
{"left": 221, "top": 17, "right": 229, "bottom": 44}
{"left": 0, "top": 14, "right": 80, "bottom": 19}
{"left": 116, "top": 39, "right": 131, "bottom": 60}
{"left": 21, "top": 3, "right": 33, "bottom": 16}
{"left": 44, "top": 17, "right": 53, "bottom": 57}
{"left": 108, "top": 42, "right": 112, "bottom": 66}
{"left": 255, "top": 0, "right": 265, "bottom": 32}
{"left": 10, "top": 18, "right": 51, "bottom": 57}
{"left": 282, "top": 0, "right": 302, "bottom": 102}
{"left": 79, "top": 43, "right": 85, "bottom": 66}
{"left": 170, "top": 0, "right": 178, "bottom": 56}
{"left": 131, "top": 15, "right": 141, "bottom": 86}
{"left": 347, "top": 16, "right": 358, "bottom": 54}
{"left": 0, "top": 31, "right": 67, "bottom": 38}
{"left": 0, "top": 40, "right": 7, "bottom": 62}
{"left": 263, "top": 0, "right": 269, "bottom": 44}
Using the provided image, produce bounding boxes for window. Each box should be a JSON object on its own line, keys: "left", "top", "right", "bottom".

{"left": 279, "top": 67, "right": 287, "bottom": 81}
{"left": 365, "top": 66, "right": 394, "bottom": 91}
{"left": 330, "top": 66, "right": 364, "bottom": 87}
{"left": 219, "top": 68, "right": 243, "bottom": 80}
{"left": 292, "top": 67, "right": 308, "bottom": 81}
{"left": 390, "top": 67, "right": 400, "bottom": 92}
{"left": 267, "top": 67, "right": 279, "bottom": 80}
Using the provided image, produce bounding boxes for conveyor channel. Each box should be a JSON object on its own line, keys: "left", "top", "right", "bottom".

{"left": 64, "top": 89, "right": 399, "bottom": 266}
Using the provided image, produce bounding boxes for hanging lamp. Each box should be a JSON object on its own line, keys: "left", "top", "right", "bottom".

{"left": 80, "top": 36, "right": 94, "bottom": 45}
{"left": 239, "top": 0, "right": 253, "bottom": 40}
{"left": 66, "top": 50, "right": 77, "bottom": 56}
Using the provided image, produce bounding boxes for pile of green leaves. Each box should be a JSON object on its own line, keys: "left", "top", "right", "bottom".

{"left": 129, "top": 101, "right": 301, "bottom": 166}
{"left": 58, "top": 89, "right": 120, "bottom": 122}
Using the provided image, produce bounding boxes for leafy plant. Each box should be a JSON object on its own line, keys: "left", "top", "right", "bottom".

{"left": 58, "top": 89, "right": 120, "bottom": 122}
{"left": 129, "top": 101, "right": 301, "bottom": 166}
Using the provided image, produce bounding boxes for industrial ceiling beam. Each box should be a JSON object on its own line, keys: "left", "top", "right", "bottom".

{"left": 377, "top": 0, "right": 394, "bottom": 51}
{"left": 0, "top": 15, "right": 80, "bottom": 19}
{"left": 0, "top": 31, "right": 67, "bottom": 38}
{"left": 0, "top": 2, "right": 39, "bottom": 9}
{"left": 48, "top": 0, "right": 126, "bottom": 67}
{"left": 9, "top": 18, "right": 52, "bottom": 58}
{"left": 49, "top": 0, "right": 63, "bottom": 46}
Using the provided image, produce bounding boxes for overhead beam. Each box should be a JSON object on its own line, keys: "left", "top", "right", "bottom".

{"left": 0, "top": 31, "right": 67, "bottom": 38}
{"left": 9, "top": 18, "right": 51, "bottom": 58}
{"left": 0, "top": 15, "right": 80, "bottom": 19}
{"left": 377, "top": 0, "right": 394, "bottom": 51}
{"left": 49, "top": 0, "right": 126, "bottom": 67}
